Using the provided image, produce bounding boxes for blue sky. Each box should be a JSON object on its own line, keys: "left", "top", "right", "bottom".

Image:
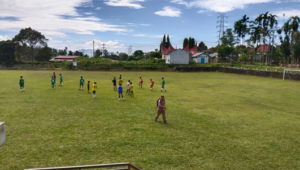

{"left": 0, "top": 0, "right": 299, "bottom": 55}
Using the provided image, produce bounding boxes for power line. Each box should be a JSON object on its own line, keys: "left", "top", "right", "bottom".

{"left": 217, "top": 13, "right": 228, "bottom": 45}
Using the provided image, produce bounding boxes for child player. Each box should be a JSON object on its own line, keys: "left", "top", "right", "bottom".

{"left": 150, "top": 79, "right": 154, "bottom": 91}
{"left": 87, "top": 81, "right": 90, "bottom": 93}
{"left": 59, "top": 74, "right": 63, "bottom": 86}
{"left": 51, "top": 76, "right": 55, "bottom": 89}
{"left": 129, "top": 82, "right": 134, "bottom": 98}
{"left": 126, "top": 80, "right": 130, "bottom": 95}
{"left": 92, "top": 82, "right": 97, "bottom": 98}
{"left": 139, "top": 77, "right": 143, "bottom": 88}
{"left": 53, "top": 72, "right": 56, "bottom": 85}
{"left": 161, "top": 77, "right": 166, "bottom": 92}
{"left": 118, "top": 77, "right": 123, "bottom": 87}
{"left": 118, "top": 84, "right": 124, "bottom": 100}
{"left": 79, "top": 76, "right": 84, "bottom": 90}
{"left": 112, "top": 77, "right": 117, "bottom": 91}
{"left": 19, "top": 76, "right": 25, "bottom": 91}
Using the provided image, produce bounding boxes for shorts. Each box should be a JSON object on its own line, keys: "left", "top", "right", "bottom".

{"left": 114, "top": 84, "right": 116, "bottom": 87}
{"left": 119, "top": 92, "right": 123, "bottom": 94}
{"left": 80, "top": 83, "right": 84, "bottom": 86}
{"left": 162, "top": 85, "right": 165, "bottom": 88}
{"left": 60, "top": 80, "right": 63, "bottom": 82}
{"left": 150, "top": 85, "right": 153, "bottom": 88}
{"left": 20, "top": 84, "right": 24, "bottom": 87}
{"left": 51, "top": 83, "right": 55, "bottom": 86}
{"left": 93, "top": 91, "right": 96, "bottom": 94}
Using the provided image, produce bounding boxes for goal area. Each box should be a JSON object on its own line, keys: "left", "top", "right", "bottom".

{"left": 283, "top": 69, "right": 300, "bottom": 80}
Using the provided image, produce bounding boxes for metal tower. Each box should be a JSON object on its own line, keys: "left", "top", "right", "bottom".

{"left": 217, "top": 13, "right": 228, "bottom": 45}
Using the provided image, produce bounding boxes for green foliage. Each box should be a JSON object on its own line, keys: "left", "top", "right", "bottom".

{"left": 94, "top": 49, "right": 102, "bottom": 58}
{"left": 240, "top": 54, "right": 249, "bottom": 63}
{"left": 148, "top": 51, "right": 161, "bottom": 59}
{"left": 183, "top": 38, "right": 188, "bottom": 49}
{"left": 36, "top": 46, "right": 52, "bottom": 61}
{"left": 217, "top": 45, "right": 235, "bottom": 60}
{"left": 197, "top": 41, "right": 208, "bottom": 52}
{"left": 133, "top": 50, "right": 144, "bottom": 57}
{"left": 0, "top": 40, "right": 15, "bottom": 65}
{"left": 220, "top": 28, "right": 238, "bottom": 46}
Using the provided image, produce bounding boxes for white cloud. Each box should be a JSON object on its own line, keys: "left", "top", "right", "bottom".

{"left": 104, "top": 0, "right": 145, "bottom": 9}
{"left": 155, "top": 6, "right": 181, "bottom": 17}
{"left": 272, "top": 9, "right": 300, "bottom": 20}
{"left": 0, "top": 35, "right": 9, "bottom": 41}
{"left": 171, "top": 0, "right": 277, "bottom": 13}
{"left": 95, "top": 7, "right": 101, "bottom": 10}
{"left": 0, "top": 0, "right": 127, "bottom": 38}
{"left": 133, "top": 34, "right": 164, "bottom": 38}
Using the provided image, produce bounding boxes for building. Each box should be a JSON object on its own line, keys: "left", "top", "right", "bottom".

{"left": 209, "top": 53, "right": 219, "bottom": 63}
{"left": 192, "top": 52, "right": 210, "bottom": 63}
{"left": 249, "top": 44, "right": 272, "bottom": 62}
{"left": 49, "top": 56, "right": 79, "bottom": 62}
{"left": 161, "top": 41, "right": 198, "bottom": 65}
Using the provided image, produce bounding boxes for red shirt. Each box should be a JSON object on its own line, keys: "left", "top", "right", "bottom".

{"left": 53, "top": 74, "right": 56, "bottom": 79}
{"left": 151, "top": 81, "right": 154, "bottom": 85}
{"left": 140, "top": 78, "right": 143, "bottom": 84}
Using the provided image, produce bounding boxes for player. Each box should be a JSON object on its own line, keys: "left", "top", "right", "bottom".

{"left": 126, "top": 80, "right": 130, "bottom": 95}
{"left": 79, "top": 76, "right": 84, "bottom": 90}
{"left": 19, "top": 76, "right": 25, "bottom": 91}
{"left": 139, "top": 77, "right": 143, "bottom": 88}
{"left": 118, "top": 77, "right": 123, "bottom": 87}
{"left": 87, "top": 81, "right": 90, "bottom": 93}
{"left": 129, "top": 82, "right": 134, "bottom": 98}
{"left": 92, "top": 82, "right": 97, "bottom": 98}
{"left": 51, "top": 76, "right": 55, "bottom": 89}
{"left": 119, "top": 75, "right": 122, "bottom": 79}
{"left": 161, "top": 77, "right": 166, "bottom": 92}
{"left": 150, "top": 79, "right": 154, "bottom": 91}
{"left": 112, "top": 77, "right": 117, "bottom": 91}
{"left": 53, "top": 72, "right": 56, "bottom": 85}
{"left": 59, "top": 74, "right": 63, "bottom": 86}
{"left": 118, "top": 84, "right": 124, "bottom": 100}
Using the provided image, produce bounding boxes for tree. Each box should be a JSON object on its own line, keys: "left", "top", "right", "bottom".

{"left": 165, "top": 35, "right": 170, "bottom": 49}
{"left": 68, "top": 50, "right": 73, "bottom": 56}
{"left": 220, "top": 28, "right": 238, "bottom": 46}
{"left": 0, "top": 40, "right": 15, "bottom": 64}
{"left": 188, "top": 37, "right": 195, "bottom": 49}
{"left": 198, "top": 41, "right": 208, "bottom": 52}
{"left": 217, "top": 45, "right": 235, "bottom": 62}
{"left": 74, "top": 51, "right": 83, "bottom": 56}
{"left": 183, "top": 38, "right": 188, "bottom": 49}
{"left": 36, "top": 46, "right": 52, "bottom": 61}
{"left": 148, "top": 51, "right": 161, "bottom": 59}
{"left": 240, "top": 54, "right": 249, "bottom": 63}
{"left": 133, "top": 50, "right": 144, "bottom": 57}
{"left": 119, "top": 52, "right": 128, "bottom": 61}
{"left": 15, "top": 44, "right": 29, "bottom": 62}
{"left": 13, "top": 27, "right": 48, "bottom": 66}
{"left": 94, "top": 49, "right": 102, "bottom": 58}
{"left": 234, "top": 15, "right": 249, "bottom": 44}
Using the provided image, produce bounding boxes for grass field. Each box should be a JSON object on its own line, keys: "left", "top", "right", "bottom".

{"left": 0, "top": 70, "right": 300, "bottom": 170}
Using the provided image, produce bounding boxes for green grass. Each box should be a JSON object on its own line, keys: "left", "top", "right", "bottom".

{"left": 1, "top": 71, "right": 300, "bottom": 170}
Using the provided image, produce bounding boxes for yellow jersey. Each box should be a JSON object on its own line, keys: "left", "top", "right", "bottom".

{"left": 129, "top": 84, "right": 133, "bottom": 91}
{"left": 119, "top": 79, "right": 123, "bottom": 86}
{"left": 92, "top": 84, "right": 97, "bottom": 91}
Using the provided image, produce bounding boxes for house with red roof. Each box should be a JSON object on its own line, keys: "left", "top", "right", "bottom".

{"left": 161, "top": 41, "right": 198, "bottom": 64}
{"left": 49, "top": 55, "right": 80, "bottom": 62}
{"left": 249, "top": 44, "right": 273, "bottom": 62}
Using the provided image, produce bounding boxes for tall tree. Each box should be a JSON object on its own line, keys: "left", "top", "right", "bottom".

{"left": 198, "top": 41, "right": 208, "bottom": 52}
{"left": 94, "top": 49, "right": 102, "bottom": 58}
{"left": 220, "top": 28, "right": 238, "bottom": 46}
{"left": 133, "top": 50, "right": 144, "bottom": 57}
{"left": 13, "top": 27, "right": 48, "bottom": 66}
{"left": 68, "top": 50, "right": 73, "bottom": 56}
{"left": 234, "top": 15, "right": 249, "bottom": 44}
{"left": 283, "top": 16, "right": 300, "bottom": 63}
{"left": 188, "top": 37, "right": 195, "bottom": 49}
{"left": 183, "top": 38, "right": 188, "bottom": 49}
{"left": 0, "top": 40, "right": 15, "bottom": 65}
{"left": 165, "top": 35, "right": 170, "bottom": 48}
{"left": 36, "top": 45, "right": 52, "bottom": 61}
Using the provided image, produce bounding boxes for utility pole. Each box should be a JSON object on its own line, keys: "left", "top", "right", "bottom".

{"left": 102, "top": 43, "right": 106, "bottom": 57}
{"left": 128, "top": 45, "right": 132, "bottom": 56}
{"left": 217, "top": 13, "right": 228, "bottom": 45}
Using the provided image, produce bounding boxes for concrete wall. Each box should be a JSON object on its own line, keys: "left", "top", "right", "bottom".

{"left": 167, "top": 50, "right": 190, "bottom": 65}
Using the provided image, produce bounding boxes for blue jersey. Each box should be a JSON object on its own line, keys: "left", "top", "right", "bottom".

{"left": 118, "top": 86, "right": 123, "bottom": 93}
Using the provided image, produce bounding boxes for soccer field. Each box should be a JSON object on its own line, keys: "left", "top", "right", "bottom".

{"left": 0, "top": 70, "right": 300, "bottom": 170}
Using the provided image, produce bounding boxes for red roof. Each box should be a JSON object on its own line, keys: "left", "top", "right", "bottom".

{"left": 203, "top": 48, "right": 213, "bottom": 53}
{"left": 54, "top": 56, "right": 80, "bottom": 59}
{"left": 161, "top": 41, "right": 197, "bottom": 55}
{"left": 189, "top": 43, "right": 198, "bottom": 55}
{"left": 250, "top": 45, "right": 271, "bottom": 53}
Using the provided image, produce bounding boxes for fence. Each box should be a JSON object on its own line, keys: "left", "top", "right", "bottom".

{"left": 24, "top": 163, "right": 141, "bottom": 170}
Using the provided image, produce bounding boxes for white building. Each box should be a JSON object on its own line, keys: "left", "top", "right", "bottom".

{"left": 165, "top": 49, "right": 190, "bottom": 65}
{"left": 192, "top": 52, "right": 210, "bottom": 63}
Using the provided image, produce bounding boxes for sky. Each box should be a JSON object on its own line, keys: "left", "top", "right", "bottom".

{"left": 0, "top": 0, "right": 300, "bottom": 55}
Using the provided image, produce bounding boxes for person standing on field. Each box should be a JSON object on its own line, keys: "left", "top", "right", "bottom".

{"left": 19, "top": 76, "right": 25, "bottom": 91}
{"left": 59, "top": 74, "right": 63, "bottom": 86}
{"left": 150, "top": 79, "right": 154, "bottom": 91}
{"left": 112, "top": 77, "right": 117, "bottom": 91}
{"left": 119, "top": 77, "right": 123, "bottom": 87}
{"left": 129, "top": 82, "right": 134, "bottom": 98}
{"left": 79, "top": 76, "right": 84, "bottom": 90}
{"left": 155, "top": 95, "right": 167, "bottom": 124}
{"left": 118, "top": 84, "right": 124, "bottom": 100}
{"left": 51, "top": 76, "right": 55, "bottom": 89}
{"left": 92, "top": 82, "right": 97, "bottom": 98}
{"left": 53, "top": 72, "right": 56, "bottom": 85}
{"left": 161, "top": 77, "right": 166, "bottom": 92}
{"left": 140, "top": 77, "right": 143, "bottom": 88}
{"left": 126, "top": 80, "right": 130, "bottom": 95}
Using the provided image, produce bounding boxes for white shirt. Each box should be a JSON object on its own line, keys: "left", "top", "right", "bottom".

{"left": 127, "top": 82, "right": 130, "bottom": 89}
